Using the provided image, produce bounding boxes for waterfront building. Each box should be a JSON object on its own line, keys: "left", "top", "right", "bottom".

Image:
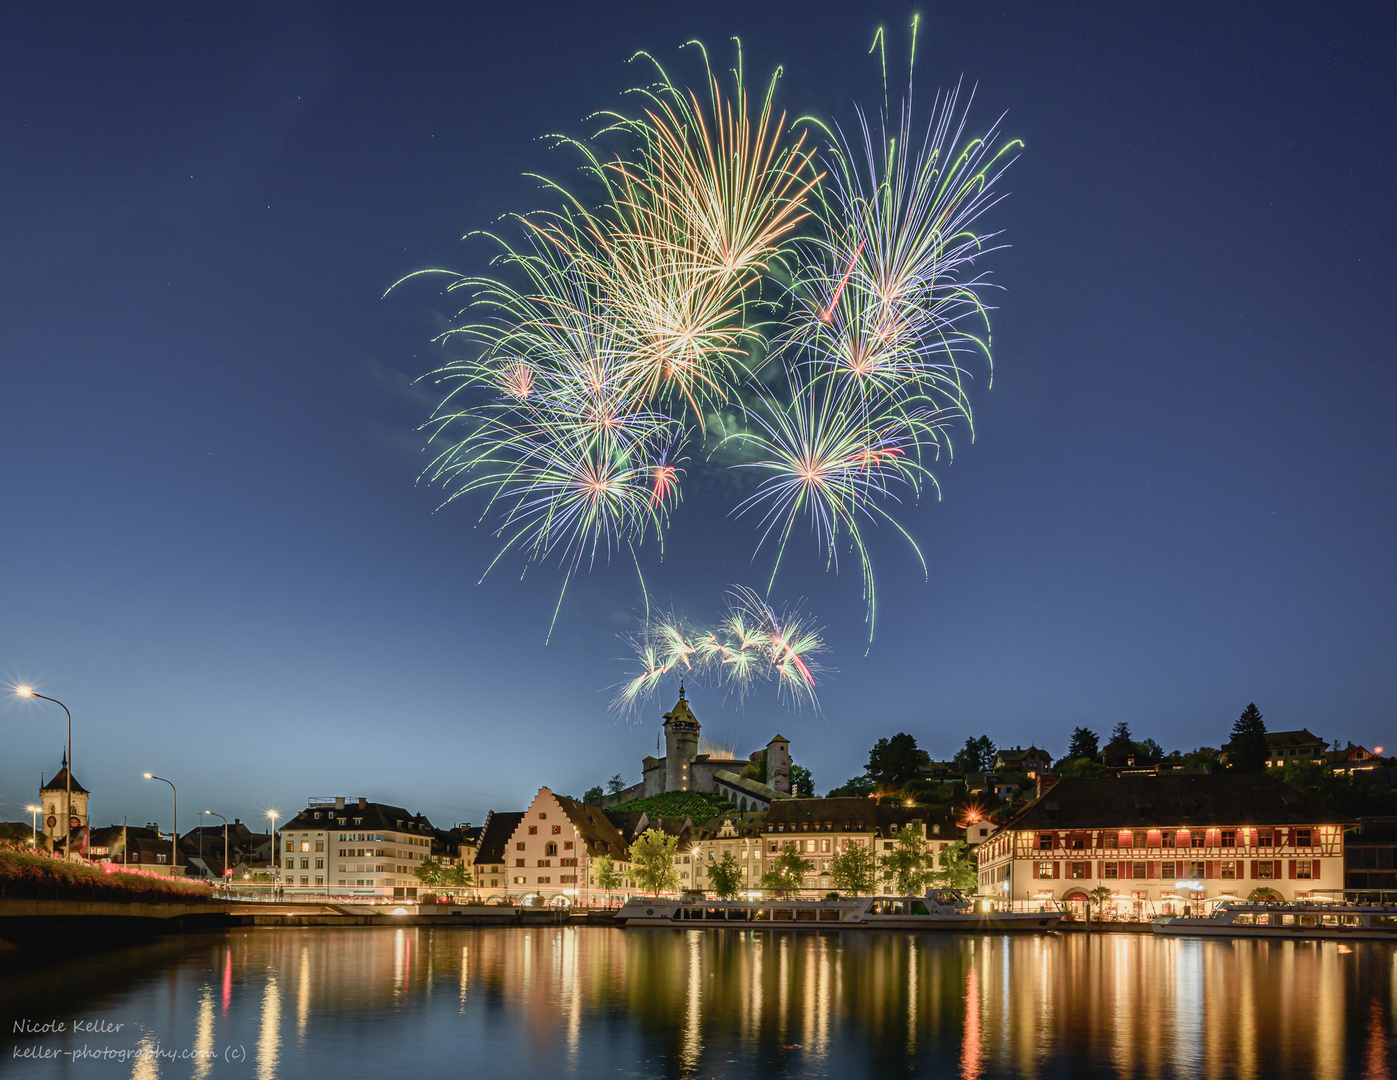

{"left": 977, "top": 773, "right": 1353, "bottom": 915}
{"left": 1344, "top": 816, "right": 1397, "bottom": 896}
{"left": 502, "top": 787, "right": 631, "bottom": 900}
{"left": 472, "top": 810, "right": 526, "bottom": 894}
{"left": 687, "top": 798, "right": 955, "bottom": 896}
{"left": 84, "top": 824, "right": 178, "bottom": 874}
{"left": 280, "top": 796, "right": 436, "bottom": 893}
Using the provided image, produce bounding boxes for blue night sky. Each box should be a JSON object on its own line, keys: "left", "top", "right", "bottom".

{"left": 3, "top": 3, "right": 1394, "bottom": 834}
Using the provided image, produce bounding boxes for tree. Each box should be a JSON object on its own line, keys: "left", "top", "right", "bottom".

{"left": 1111, "top": 722, "right": 1132, "bottom": 742}
{"left": 708, "top": 852, "right": 743, "bottom": 899}
{"left": 1057, "top": 756, "right": 1106, "bottom": 779}
{"left": 1229, "top": 703, "right": 1268, "bottom": 773}
{"left": 867, "top": 733, "right": 924, "bottom": 787}
{"left": 1135, "top": 738, "right": 1164, "bottom": 762}
{"left": 953, "top": 735, "right": 997, "bottom": 775}
{"left": 927, "top": 840, "right": 979, "bottom": 893}
{"left": 445, "top": 863, "right": 473, "bottom": 888}
{"left": 1248, "top": 886, "right": 1283, "bottom": 903}
{"left": 1066, "top": 727, "right": 1099, "bottom": 761}
{"left": 788, "top": 764, "right": 815, "bottom": 798}
{"left": 414, "top": 857, "right": 445, "bottom": 888}
{"left": 582, "top": 785, "right": 605, "bottom": 804}
{"left": 828, "top": 842, "right": 879, "bottom": 896}
{"left": 606, "top": 774, "right": 627, "bottom": 796}
{"left": 628, "top": 829, "right": 681, "bottom": 894}
{"left": 591, "top": 854, "right": 624, "bottom": 893}
{"left": 759, "top": 846, "right": 813, "bottom": 896}
{"left": 879, "top": 825, "right": 931, "bottom": 894}
{"left": 825, "top": 774, "right": 877, "bottom": 798}
{"left": 1088, "top": 885, "right": 1113, "bottom": 916}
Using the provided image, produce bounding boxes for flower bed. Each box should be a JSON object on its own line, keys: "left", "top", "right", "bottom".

{"left": 0, "top": 843, "right": 212, "bottom": 903}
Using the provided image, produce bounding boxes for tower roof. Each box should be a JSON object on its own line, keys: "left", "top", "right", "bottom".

{"left": 663, "top": 694, "right": 700, "bottom": 729}
{"left": 41, "top": 754, "right": 89, "bottom": 796}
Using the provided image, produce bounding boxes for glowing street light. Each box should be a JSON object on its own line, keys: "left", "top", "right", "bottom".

{"left": 266, "top": 809, "right": 281, "bottom": 885}
{"left": 15, "top": 686, "right": 74, "bottom": 860}
{"left": 143, "top": 773, "right": 178, "bottom": 874}
{"left": 25, "top": 805, "right": 41, "bottom": 845}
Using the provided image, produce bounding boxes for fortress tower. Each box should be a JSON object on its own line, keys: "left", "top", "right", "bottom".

{"left": 662, "top": 685, "right": 701, "bottom": 792}
{"left": 40, "top": 752, "right": 89, "bottom": 848}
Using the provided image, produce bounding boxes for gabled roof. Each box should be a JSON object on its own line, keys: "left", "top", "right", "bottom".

{"left": 473, "top": 811, "right": 525, "bottom": 866}
{"left": 602, "top": 809, "right": 650, "bottom": 843}
{"left": 41, "top": 762, "right": 89, "bottom": 796}
{"left": 997, "top": 774, "right": 1354, "bottom": 832}
{"left": 554, "top": 792, "right": 632, "bottom": 860}
{"left": 281, "top": 801, "right": 433, "bottom": 834}
{"left": 1263, "top": 729, "right": 1327, "bottom": 749}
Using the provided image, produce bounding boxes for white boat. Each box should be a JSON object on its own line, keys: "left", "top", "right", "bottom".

{"left": 617, "top": 889, "right": 1061, "bottom": 930}
{"left": 1153, "top": 900, "right": 1397, "bottom": 939}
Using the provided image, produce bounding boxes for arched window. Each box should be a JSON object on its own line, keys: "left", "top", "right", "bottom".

{"left": 545, "top": 842, "right": 557, "bottom": 856}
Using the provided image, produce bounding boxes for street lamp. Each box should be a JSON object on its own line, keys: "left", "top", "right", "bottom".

{"left": 143, "top": 773, "right": 178, "bottom": 874}
{"left": 266, "top": 809, "right": 281, "bottom": 886}
{"left": 204, "top": 810, "right": 229, "bottom": 884}
{"left": 15, "top": 687, "right": 73, "bottom": 859}
{"left": 25, "top": 805, "right": 41, "bottom": 845}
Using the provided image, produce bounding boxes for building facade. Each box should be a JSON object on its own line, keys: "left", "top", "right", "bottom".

{"left": 977, "top": 774, "right": 1353, "bottom": 915}
{"left": 501, "top": 787, "right": 631, "bottom": 899}
{"left": 280, "top": 796, "right": 436, "bottom": 893}
{"left": 38, "top": 756, "right": 89, "bottom": 849}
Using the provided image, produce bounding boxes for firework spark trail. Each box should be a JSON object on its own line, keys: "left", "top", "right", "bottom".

{"left": 614, "top": 586, "right": 826, "bottom": 713}
{"left": 390, "top": 20, "right": 1016, "bottom": 654}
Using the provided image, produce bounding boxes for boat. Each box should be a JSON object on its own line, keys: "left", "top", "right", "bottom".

{"left": 1152, "top": 900, "right": 1397, "bottom": 939}
{"left": 616, "top": 889, "right": 1061, "bottom": 930}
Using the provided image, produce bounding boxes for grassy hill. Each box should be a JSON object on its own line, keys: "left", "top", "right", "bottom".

{"left": 604, "top": 791, "right": 737, "bottom": 822}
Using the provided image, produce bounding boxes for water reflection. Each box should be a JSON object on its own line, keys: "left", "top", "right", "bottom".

{"left": 2, "top": 929, "right": 1395, "bottom": 1078}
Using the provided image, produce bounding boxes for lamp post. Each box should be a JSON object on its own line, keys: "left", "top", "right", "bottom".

{"left": 15, "top": 687, "right": 73, "bottom": 859}
{"left": 266, "top": 809, "right": 280, "bottom": 888}
{"left": 204, "top": 810, "right": 228, "bottom": 884}
{"left": 25, "top": 805, "right": 41, "bottom": 845}
{"left": 143, "top": 773, "right": 177, "bottom": 873}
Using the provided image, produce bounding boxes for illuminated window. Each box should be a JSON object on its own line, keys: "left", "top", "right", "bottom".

{"left": 1036, "top": 862, "right": 1052, "bottom": 877}
{"left": 301, "top": 841, "right": 310, "bottom": 852}
{"left": 1258, "top": 861, "right": 1275, "bottom": 879}
{"left": 1220, "top": 861, "right": 1237, "bottom": 880}
{"left": 1070, "top": 862, "right": 1088, "bottom": 879}
{"left": 514, "top": 876, "right": 526, "bottom": 885}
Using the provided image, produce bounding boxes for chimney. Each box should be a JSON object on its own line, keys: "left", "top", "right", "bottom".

{"left": 1036, "top": 773, "right": 1058, "bottom": 799}
{"left": 358, "top": 796, "right": 367, "bottom": 810}
{"left": 335, "top": 797, "right": 345, "bottom": 810}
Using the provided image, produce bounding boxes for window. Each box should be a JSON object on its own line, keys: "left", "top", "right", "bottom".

{"left": 315, "top": 858, "right": 323, "bottom": 869}
{"left": 1221, "top": 861, "right": 1237, "bottom": 880}
{"left": 537, "top": 859, "right": 550, "bottom": 867}
{"left": 301, "top": 841, "right": 310, "bottom": 852}
{"left": 1133, "top": 832, "right": 1146, "bottom": 849}
{"left": 1161, "top": 831, "right": 1174, "bottom": 849}
{"left": 1132, "top": 863, "right": 1146, "bottom": 879}
{"left": 560, "top": 875, "right": 576, "bottom": 883}
{"left": 1258, "top": 861, "right": 1275, "bottom": 879}
{"left": 315, "top": 876, "right": 323, "bottom": 885}
{"left": 1104, "top": 863, "right": 1118, "bottom": 879}
{"left": 1036, "top": 862, "right": 1053, "bottom": 878}
{"left": 156, "top": 854, "right": 167, "bottom": 864}
{"left": 1070, "top": 862, "right": 1088, "bottom": 879}
{"left": 516, "top": 842, "right": 525, "bottom": 851}
{"left": 1191, "top": 833, "right": 1204, "bottom": 848}
{"left": 1221, "top": 831, "right": 1236, "bottom": 848}
{"left": 514, "top": 876, "right": 526, "bottom": 885}
{"left": 301, "top": 858, "right": 309, "bottom": 870}
{"left": 1161, "top": 862, "right": 1176, "bottom": 879}
{"left": 1189, "top": 861, "right": 1206, "bottom": 879}
{"left": 1258, "top": 830, "right": 1274, "bottom": 846}
{"left": 1296, "top": 860, "right": 1313, "bottom": 879}
{"left": 821, "top": 838, "right": 831, "bottom": 852}
{"left": 528, "top": 826, "right": 538, "bottom": 835}
{"left": 545, "top": 843, "right": 557, "bottom": 856}
{"left": 1295, "top": 830, "right": 1312, "bottom": 848}
{"left": 564, "top": 841, "right": 574, "bottom": 850}
{"left": 315, "top": 840, "right": 323, "bottom": 852}
{"left": 1039, "top": 834, "right": 1053, "bottom": 850}
{"left": 286, "top": 840, "right": 294, "bottom": 852}
{"left": 1070, "top": 835, "right": 1085, "bottom": 850}
{"left": 515, "top": 859, "right": 524, "bottom": 867}
{"left": 1104, "top": 835, "right": 1117, "bottom": 849}
{"left": 538, "top": 813, "right": 547, "bottom": 820}
{"left": 806, "top": 840, "right": 816, "bottom": 852}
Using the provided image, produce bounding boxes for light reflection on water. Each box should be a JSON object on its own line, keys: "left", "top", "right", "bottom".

{"left": 3, "top": 928, "right": 1396, "bottom": 1079}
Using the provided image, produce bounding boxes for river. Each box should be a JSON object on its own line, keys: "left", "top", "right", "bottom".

{"left": 3, "top": 927, "right": 1395, "bottom": 1078}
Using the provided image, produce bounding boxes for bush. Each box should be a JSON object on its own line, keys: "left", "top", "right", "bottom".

{"left": 0, "top": 843, "right": 212, "bottom": 903}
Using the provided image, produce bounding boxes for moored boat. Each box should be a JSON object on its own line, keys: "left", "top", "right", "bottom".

{"left": 1153, "top": 900, "right": 1397, "bottom": 939}
{"left": 617, "top": 889, "right": 1061, "bottom": 930}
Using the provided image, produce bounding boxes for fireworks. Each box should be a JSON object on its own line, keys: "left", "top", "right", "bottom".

{"left": 615, "top": 587, "right": 826, "bottom": 713}
{"left": 392, "top": 18, "right": 1018, "bottom": 654}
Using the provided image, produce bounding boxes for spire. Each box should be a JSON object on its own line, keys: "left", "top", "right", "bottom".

{"left": 678, "top": 681, "right": 686, "bottom": 700}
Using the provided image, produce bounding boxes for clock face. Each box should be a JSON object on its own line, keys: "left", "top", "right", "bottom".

{"left": 70, "top": 816, "right": 82, "bottom": 829}
{"left": 47, "top": 815, "right": 57, "bottom": 829}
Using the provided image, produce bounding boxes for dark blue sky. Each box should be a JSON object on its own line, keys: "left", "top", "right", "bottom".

{"left": 3, "top": 2, "right": 1394, "bottom": 832}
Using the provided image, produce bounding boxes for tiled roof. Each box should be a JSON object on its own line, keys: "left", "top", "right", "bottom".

{"left": 473, "top": 811, "right": 525, "bottom": 865}
{"left": 281, "top": 802, "right": 433, "bottom": 834}
{"left": 998, "top": 774, "right": 1355, "bottom": 832}
{"left": 763, "top": 797, "right": 952, "bottom": 836}
{"left": 554, "top": 792, "right": 631, "bottom": 860}
{"left": 41, "top": 764, "right": 89, "bottom": 796}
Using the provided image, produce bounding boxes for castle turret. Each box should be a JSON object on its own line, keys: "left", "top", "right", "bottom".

{"left": 662, "top": 685, "right": 701, "bottom": 792}
{"left": 766, "top": 734, "right": 791, "bottom": 794}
